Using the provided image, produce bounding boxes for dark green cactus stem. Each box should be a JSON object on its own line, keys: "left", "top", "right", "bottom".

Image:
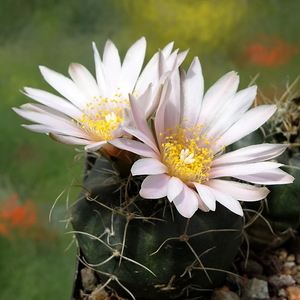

{"left": 71, "top": 157, "right": 243, "bottom": 299}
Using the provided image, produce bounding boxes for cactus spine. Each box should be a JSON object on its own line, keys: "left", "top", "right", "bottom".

{"left": 71, "top": 156, "right": 243, "bottom": 299}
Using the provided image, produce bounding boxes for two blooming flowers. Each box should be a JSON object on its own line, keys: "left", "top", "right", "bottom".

{"left": 13, "top": 37, "right": 294, "bottom": 218}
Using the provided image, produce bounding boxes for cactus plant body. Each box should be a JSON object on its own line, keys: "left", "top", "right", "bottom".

{"left": 71, "top": 157, "right": 243, "bottom": 299}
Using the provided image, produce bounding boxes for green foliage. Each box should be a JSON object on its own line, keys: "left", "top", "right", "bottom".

{"left": 0, "top": 234, "right": 76, "bottom": 300}
{"left": 0, "top": 0, "right": 60, "bottom": 45}
{"left": 0, "top": 0, "right": 119, "bottom": 45}
{"left": 117, "top": 0, "right": 249, "bottom": 58}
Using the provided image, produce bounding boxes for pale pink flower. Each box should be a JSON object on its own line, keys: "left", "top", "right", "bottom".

{"left": 13, "top": 38, "right": 188, "bottom": 152}
{"left": 110, "top": 57, "right": 294, "bottom": 218}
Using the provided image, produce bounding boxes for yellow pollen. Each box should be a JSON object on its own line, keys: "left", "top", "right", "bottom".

{"left": 162, "top": 125, "right": 216, "bottom": 184}
{"left": 75, "top": 96, "right": 126, "bottom": 141}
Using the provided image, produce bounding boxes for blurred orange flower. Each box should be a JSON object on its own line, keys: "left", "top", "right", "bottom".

{"left": 244, "top": 34, "right": 298, "bottom": 66}
{"left": 0, "top": 193, "right": 37, "bottom": 238}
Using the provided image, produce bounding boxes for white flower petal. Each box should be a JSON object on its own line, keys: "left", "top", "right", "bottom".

{"left": 167, "top": 177, "right": 184, "bottom": 202}
{"left": 164, "top": 48, "right": 179, "bottom": 71}
{"left": 158, "top": 51, "right": 171, "bottom": 78}
{"left": 205, "top": 179, "right": 269, "bottom": 201}
{"left": 137, "top": 84, "right": 160, "bottom": 119}
{"left": 192, "top": 182, "right": 216, "bottom": 211}
{"left": 21, "top": 125, "right": 88, "bottom": 140}
{"left": 197, "top": 197, "right": 210, "bottom": 213}
{"left": 140, "top": 174, "right": 170, "bottom": 199}
{"left": 123, "top": 125, "right": 160, "bottom": 155}
{"left": 161, "top": 42, "right": 174, "bottom": 58}
{"left": 208, "top": 187, "right": 244, "bottom": 216}
{"left": 131, "top": 158, "right": 167, "bottom": 176}
{"left": 140, "top": 52, "right": 179, "bottom": 134}
{"left": 164, "top": 69, "right": 181, "bottom": 130}
{"left": 154, "top": 78, "right": 173, "bottom": 145}
{"left": 92, "top": 42, "right": 108, "bottom": 95}
{"left": 19, "top": 103, "right": 80, "bottom": 125}
{"left": 212, "top": 144, "right": 289, "bottom": 166}
{"left": 135, "top": 52, "right": 160, "bottom": 93}
{"left": 103, "top": 40, "right": 121, "bottom": 93}
{"left": 217, "top": 105, "right": 277, "bottom": 148}
{"left": 18, "top": 103, "right": 65, "bottom": 117}
{"left": 199, "top": 71, "right": 239, "bottom": 127}
{"left": 119, "top": 37, "right": 146, "bottom": 92}
{"left": 210, "top": 162, "right": 283, "bottom": 178}
{"left": 68, "top": 63, "right": 101, "bottom": 99}
{"left": 21, "top": 124, "right": 52, "bottom": 133}
{"left": 162, "top": 43, "right": 188, "bottom": 72}
{"left": 135, "top": 43, "right": 187, "bottom": 94}
{"left": 168, "top": 49, "right": 189, "bottom": 71}
{"left": 23, "top": 87, "right": 82, "bottom": 119}
{"left": 13, "top": 107, "right": 90, "bottom": 138}
{"left": 39, "top": 66, "right": 87, "bottom": 109}
{"left": 109, "top": 138, "right": 159, "bottom": 159}
{"left": 205, "top": 85, "right": 257, "bottom": 139}
{"left": 14, "top": 105, "right": 72, "bottom": 128}
{"left": 84, "top": 141, "right": 108, "bottom": 152}
{"left": 172, "top": 184, "right": 200, "bottom": 218}
{"left": 236, "top": 168, "right": 294, "bottom": 185}
{"left": 181, "top": 57, "right": 204, "bottom": 125}
{"left": 128, "top": 93, "right": 158, "bottom": 144}
{"left": 49, "top": 132, "right": 92, "bottom": 145}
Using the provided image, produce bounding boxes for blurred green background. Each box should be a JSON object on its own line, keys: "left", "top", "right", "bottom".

{"left": 0, "top": 0, "right": 299, "bottom": 299}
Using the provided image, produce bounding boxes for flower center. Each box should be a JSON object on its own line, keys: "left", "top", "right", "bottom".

{"left": 161, "top": 124, "right": 215, "bottom": 184}
{"left": 74, "top": 93, "right": 129, "bottom": 141}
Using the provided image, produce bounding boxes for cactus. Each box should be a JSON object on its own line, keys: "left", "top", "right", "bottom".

{"left": 70, "top": 155, "right": 243, "bottom": 299}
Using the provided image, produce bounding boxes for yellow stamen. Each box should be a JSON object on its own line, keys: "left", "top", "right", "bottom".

{"left": 162, "top": 124, "right": 218, "bottom": 184}
{"left": 75, "top": 96, "right": 126, "bottom": 141}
